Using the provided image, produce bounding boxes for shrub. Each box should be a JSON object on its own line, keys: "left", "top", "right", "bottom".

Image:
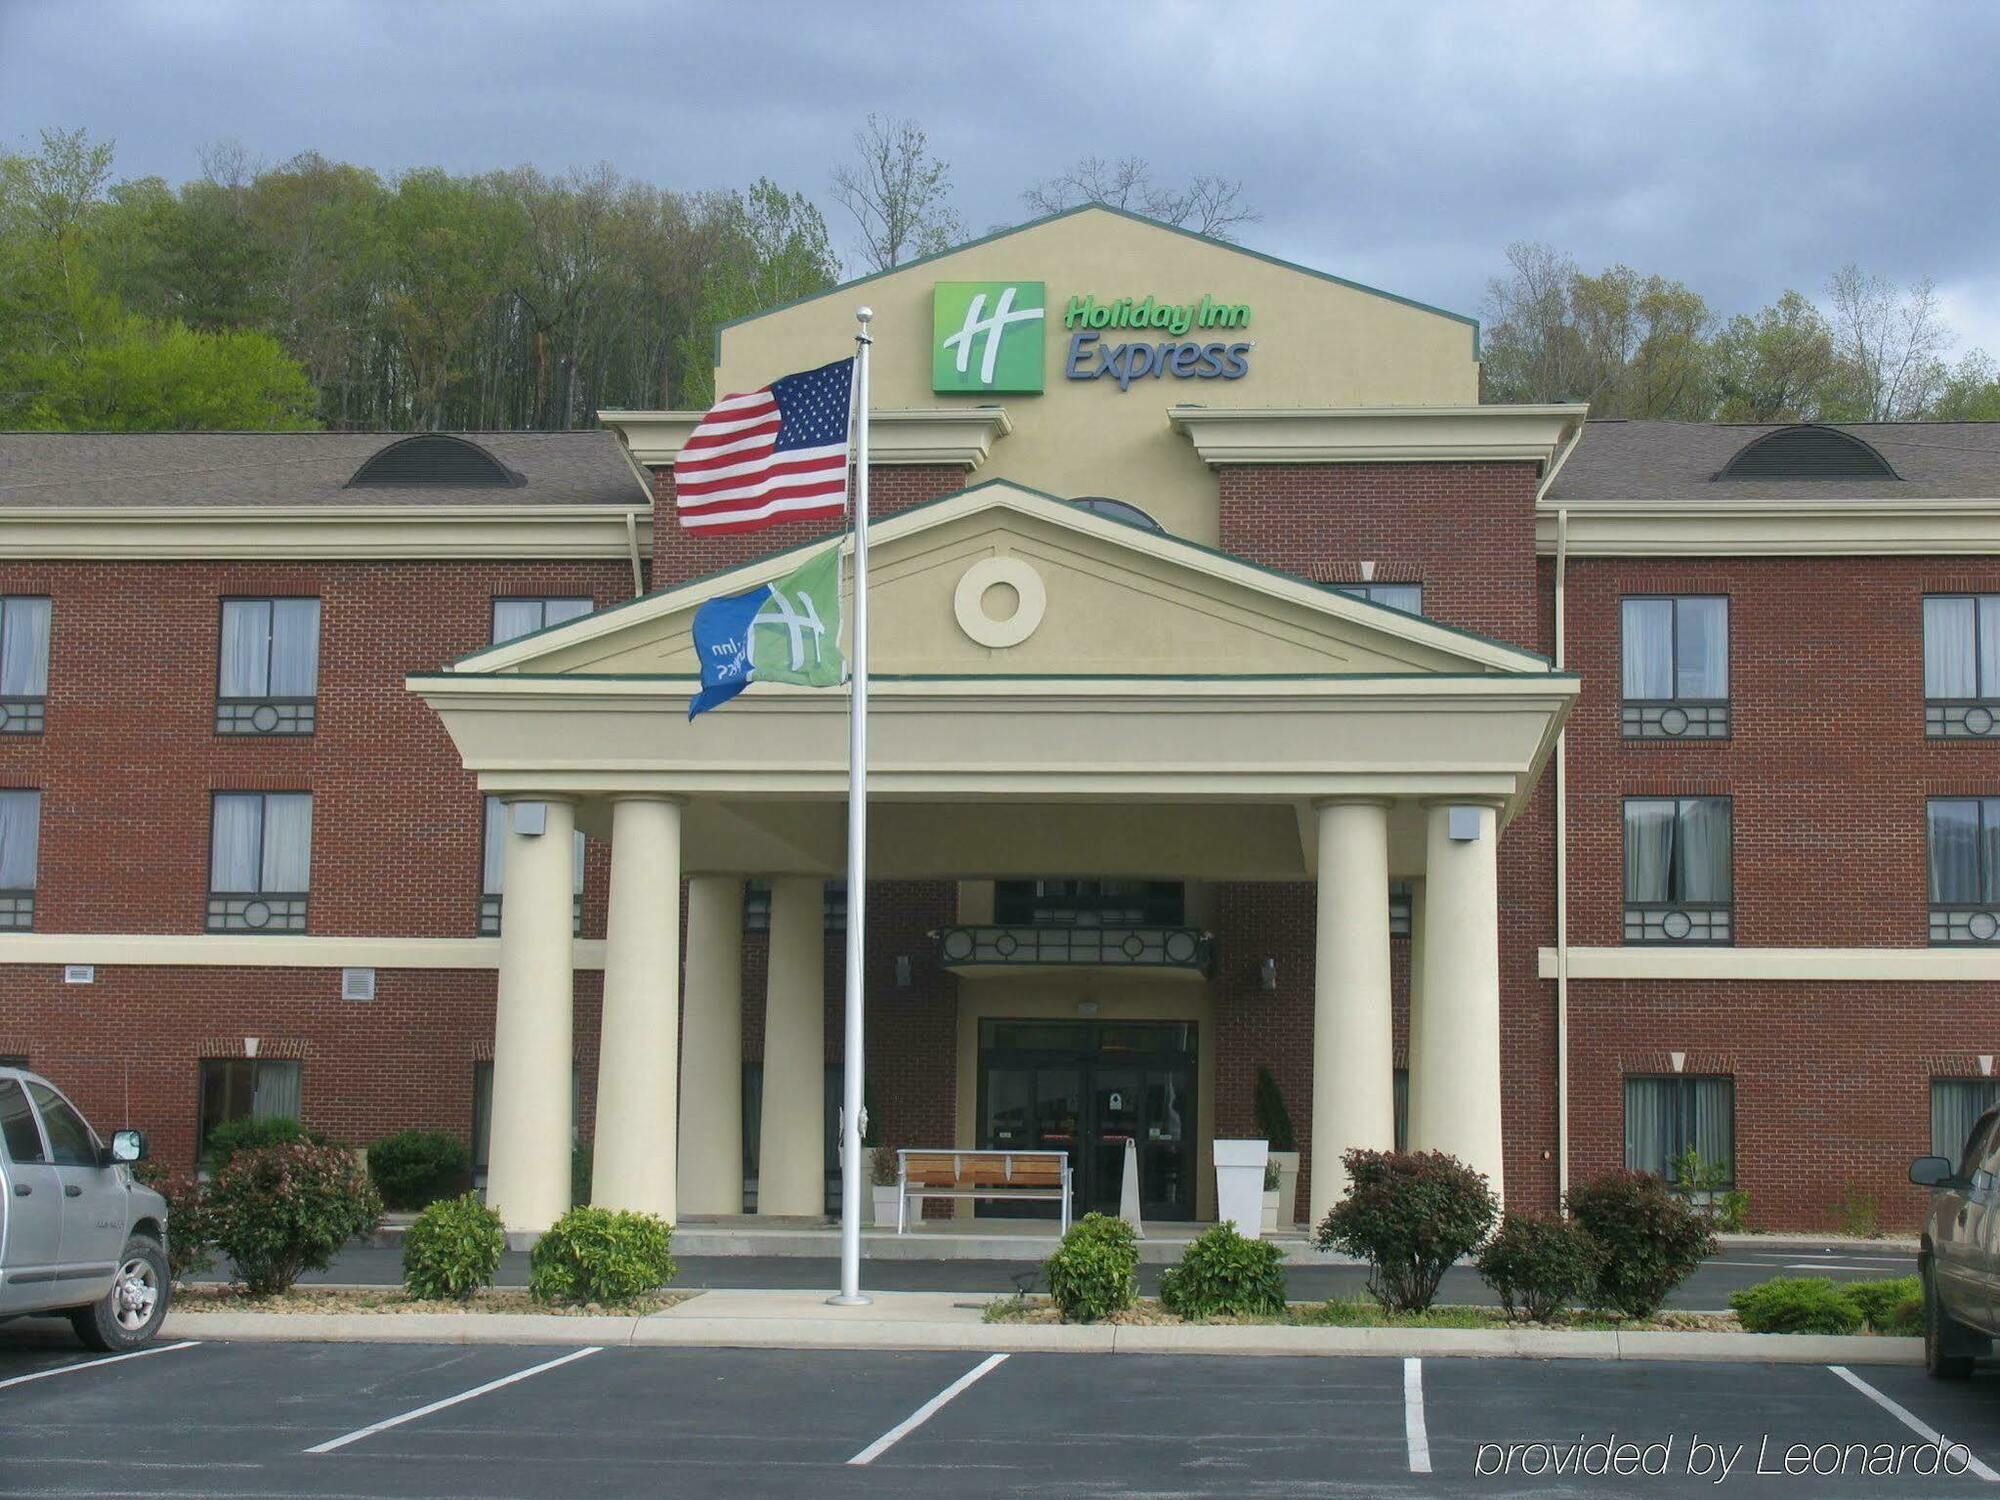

{"left": 1044, "top": 1213, "right": 1139, "bottom": 1323}
{"left": 204, "top": 1115, "right": 324, "bottom": 1169}
{"left": 1832, "top": 1183, "right": 1881, "bottom": 1239}
{"left": 1253, "top": 1066, "right": 1297, "bottom": 1153}
{"left": 1848, "top": 1275, "right": 1923, "bottom": 1335}
{"left": 402, "top": 1192, "right": 506, "bottom": 1302}
{"left": 528, "top": 1206, "right": 676, "bottom": 1306}
{"left": 206, "top": 1141, "right": 382, "bottom": 1296}
{"left": 138, "top": 1166, "right": 217, "bottom": 1283}
{"left": 1313, "top": 1150, "right": 1496, "bottom": 1313}
{"left": 1476, "top": 1212, "right": 1601, "bottom": 1322}
{"left": 367, "top": 1129, "right": 471, "bottom": 1211}
{"left": 1715, "top": 1189, "right": 1752, "bottom": 1234}
{"left": 1566, "top": 1170, "right": 1716, "bottom": 1320}
{"left": 1668, "top": 1147, "right": 1749, "bottom": 1232}
{"left": 1729, "top": 1276, "right": 1863, "bottom": 1335}
{"left": 1159, "top": 1223, "right": 1288, "bottom": 1320}
{"left": 870, "top": 1143, "right": 898, "bottom": 1188}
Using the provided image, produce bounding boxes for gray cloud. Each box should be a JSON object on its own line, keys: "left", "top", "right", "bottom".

{"left": 3, "top": 0, "right": 1994, "bottom": 347}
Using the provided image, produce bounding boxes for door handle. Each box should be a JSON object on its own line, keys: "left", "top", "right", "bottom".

{"left": 64, "top": 1184, "right": 81, "bottom": 1198}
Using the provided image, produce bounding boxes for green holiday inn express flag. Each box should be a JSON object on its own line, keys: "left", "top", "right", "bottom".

{"left": 688, "top": 544, "right": 845, "bottom": 717}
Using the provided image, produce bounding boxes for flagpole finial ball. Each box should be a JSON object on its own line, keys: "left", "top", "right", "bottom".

{"left": 855, "top": 306, "right": 873, "bottom": 324}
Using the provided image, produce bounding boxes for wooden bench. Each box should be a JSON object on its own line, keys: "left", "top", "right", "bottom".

{"left": 896, "top": 1148, "right": 1071, "bottom": 1234}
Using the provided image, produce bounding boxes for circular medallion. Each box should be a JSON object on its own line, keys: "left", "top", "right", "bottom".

{"left": 1122, "top": 933, "right": 1147, "bottom": 959}
{"left": 1661, "top": 909, "right": 1694, "bottom": 941}
{"left": 1165, "top": 930, "right": 1197, "bottom": 963}
{"left": 1659, "top": 706, "right": 1691, "bottom": 737}
{"left": 994, "top": 931, "right": 1019, "bottom": 958}
{"left": 250, "top": 703, "right": 281, "bottom": 733}
{"left": 941, "top": 929, "right": 973, "bottom": 962}
{"left": 243, "top": 900, "right": 272, "bottom": 930}
{"left": 1972, "top": 911, "right": 1999, "bottom": 942}
{"left": 953, "top": 557, "right": 1047, "bottom": 649}
{"left": 1968, "top": 706, "right": 1996, "bottom": 736}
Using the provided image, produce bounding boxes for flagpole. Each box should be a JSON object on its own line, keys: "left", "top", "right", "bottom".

{"left": 830, "top": 307, "right": 873, "bottom": 1307}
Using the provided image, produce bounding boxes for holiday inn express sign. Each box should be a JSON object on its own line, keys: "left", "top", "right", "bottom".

{"left": 932, "top": 280, "right": 1254, "bottom": 394}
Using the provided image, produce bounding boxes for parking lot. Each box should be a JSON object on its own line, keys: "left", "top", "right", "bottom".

{"left": 3, "top": 1333, "right": 1999, "bottom": 1498}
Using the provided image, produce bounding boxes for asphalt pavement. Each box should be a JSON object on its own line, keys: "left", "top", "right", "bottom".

{"left": 1, "top": 1336, "right": 1996, "bottom": 1497}
{"left": 198, "top": 1237, "right": 1917, "bottom": 1308}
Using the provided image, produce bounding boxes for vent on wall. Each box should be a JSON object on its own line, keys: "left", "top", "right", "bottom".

{"left": 347, "top": 434, "right": 524, "bottom": 488}
{"left": 341, "top": 967, "right": 377, "bottom": 1002}
{"left": 1717, "top": 425, "right": 1898, "bottom": 481}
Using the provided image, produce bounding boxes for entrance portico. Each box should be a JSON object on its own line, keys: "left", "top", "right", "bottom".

{"left": 413, "top": 482, "right": 1574, "bottom": 1232}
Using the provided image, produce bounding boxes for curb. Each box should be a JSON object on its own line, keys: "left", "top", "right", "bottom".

{"left": 157, "top": 1310, "right": 1922, "bottom": 1364}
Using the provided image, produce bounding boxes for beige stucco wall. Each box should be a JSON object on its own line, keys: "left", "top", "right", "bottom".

{"left": 717, "top": 208, "right": 1480, "bottom": 544}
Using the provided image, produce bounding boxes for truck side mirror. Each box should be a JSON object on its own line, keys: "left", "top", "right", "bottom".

{"left": 1910, "top": 1154, "right": 1958, "bottom": 1188}
{"left": 109, "top": 1129, "right": 148, "bottom": 1165}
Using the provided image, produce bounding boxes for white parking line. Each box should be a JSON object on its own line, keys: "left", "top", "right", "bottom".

{"left": 0, "top": 1340, "right": 201, "bottom": 1391}
{"left": 1828, "top": 1365, "right": 2000, "bottom": 1483}
{"left": 847, "top": 1353, "right": 1009, "bottom": 1466}
{"left": 304, "top": 1346, "right": 602, "bottom": 1455}
{"left": 1404, "top": 1357, "right": 1432, "bottom": 1474}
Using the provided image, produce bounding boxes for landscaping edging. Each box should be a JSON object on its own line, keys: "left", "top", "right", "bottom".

{"left": 158, "top": 1309, "right": 1921, "bottom": 1363}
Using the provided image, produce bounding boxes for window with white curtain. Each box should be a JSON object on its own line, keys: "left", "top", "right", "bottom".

{"left": 1624, "top": 796, "right": 1733, "bottom": 943}
{"left": 492, "top": 597, "right": 593, "bottom": 645}
{"left": 478, "top": 796, "right": 585, "bottom": 936}
{"left": 1621, "top": 596, "right": 1730, "bottom": 739}
{"left": 207, "top": 792, "right": 312, "bottom": 932}
{"left": 216, "top": 599, "right": 320, "bottom": 735}
{"left": 0, "top": 790, "right": 39, "bottom": 931}
{"left": 1924, "top": 596, "right": 2000, "bottom": 737}
{"left": 1932, "top": 1078, "right": 2000, "bottom": 1162}
{"left": 1625, "top": 1075, "right": 1735, "bottom": 1183}
{"left": 197, "top": 1058, "right": 303, "bottom": 1158}
{"left": 0, "top": 597, "right": 51, "bottom": 735}
{"left": 1926, "top": 797, "right": 2000, "bottom": 943}
{"left": 1334, "top": 582, "right": 1424, "bottom": 616}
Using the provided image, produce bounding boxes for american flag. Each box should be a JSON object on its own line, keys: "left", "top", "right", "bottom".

{"left": 672, "top": 356, "right": 855, "bottom": 534}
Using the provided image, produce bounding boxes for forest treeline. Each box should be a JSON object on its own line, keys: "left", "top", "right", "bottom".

{"left": 2, "top": 123, "right": 1995, "bottom": 433}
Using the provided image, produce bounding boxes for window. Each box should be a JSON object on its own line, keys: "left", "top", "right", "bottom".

{"left": 197, "top": 1058, "right": 302, "bottom": 1157}
{"left": 0, "top": 1079, "right": 46, "bottom": 1163}
{"left": 1927, "top": 798, "right": 2000, "bottom": 943}
{"left": 471, "top": 1060, "right": 580, "bottom": 1186}
{"left": 1621, "top": 596, "right": 1729, "bottom": 739}
{"left": 208, "top": 792, "right": 312, "bottom": 932}
{"left": 492, "top": 597, "right": 593, "bottom": 645}
{"left": 479, "top": 797, "right": 584, "bottom": 936}
{"left": 740, "top": 1060, "right": 843, "bottom": 1211}
{"left": 25, "top": 1080, "right": 95, "bottom": 1165}
{"left": 1624, "top": 797, "right": 1732, "bottom": 943}
{"left": 1389, "top": 881, "right": 1413, "bottom": 938}
{"left": 1393, "top": 1067, "right": 1409, "bottom": 1152}
{"left": 217, "top": 599, "right": 320, "bottom": 735}
{"left": 743, "top": 878, "right": 853, "bottom": 933}
{"left": 1933, "top": 1078, "right": 2000, "bottom": 1161}
{"left": 1335, "top": 583, "right": 1424, "bottom": 616}
{"left": 0, "top": 790, "right": 38, "bottom": 932}
{"left": 0, "top": 597, "right": 50, "bottom": 734}
{"left": 1924, "top": 596, "right": 2000, "bottom": 738}
{"left": 1624, "top": 1075, "right": 1734, "bottom": 1183}
{"left": 993, "top": 880, "right": 1186, "bottom": 926}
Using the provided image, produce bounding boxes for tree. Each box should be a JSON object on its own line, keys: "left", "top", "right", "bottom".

{"left": 830, "top": 114, "right": 962, "bottom": 272}
{"left": 1931, "top": 352, "right": 2000, "bottom": 422}
{"left": 1022, "top": 155, "right": 1258, "bottom": 240}
{"left": 1822, "top": 264, "right": 1954, "bottom": 421}
{"left": 11, "top": 316, "right": 317, "bottom": 430}
{"left": 1711, "top": 290, "right": 1839, "bottom": 422}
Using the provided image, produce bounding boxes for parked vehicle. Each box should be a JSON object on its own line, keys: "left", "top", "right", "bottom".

{"left": 1911, "top": 1106, "right": 2000, "bottom": 1379}
{"left": 0, "top": 1065, "right": 170, "bottom": 1350}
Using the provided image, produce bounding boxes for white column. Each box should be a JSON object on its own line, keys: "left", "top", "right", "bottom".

{"left": 1411, "top": 800, "right": 1505, "bottom": 1203}
{"left": 486, "top": 796, "right": 576, "bottom": 1234}
{"left": 757, "top": 877, "right": 825, "bottom": 1217}
{"left": 679, "top": 877, "right": 745, "bottom": 1215}
{"left": 1309, "top": 799, "right": 1396, "bottom": 1228}
{"left": 592, "top": 797, "right": 683, "bottom": 1220}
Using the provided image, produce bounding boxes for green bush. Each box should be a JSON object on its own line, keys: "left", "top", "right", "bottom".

{"left": 528, "top": 1206, "right": 676, "bottom": 1306}
{"left": 204, "top": 1115, "right": 325, "bottom": 1168}
{"left": 402, "top": 1192, "right": 506, "bottom": 1302}
{"left": 1314, "top": 1150, "right": 1497, "bottom": 1313}
{"left": 1566, "top": 1170, "right": 1716, "bottom": 1320}
{"left": 1832, "top": 1183, "right": 1881, "bottom": 1239}
{"left": 1848, "top": 1275, "right": 1923, "bottom": 1335}
{"left": 1159, "top": 1223, "right": 1288, "bottom": 1320}
{"left": 1044, "top": 1213, "right": 1139, "bottom": 1323}
{"left": 136, "top": 1166, "right": 216, "bottom": 1283}
{"left": 1729, "top": 1276, "right": 1863, "bottom": 1334}
{"left": 1253, "top": 1067, "right": 1297, "bottom": 1153}
{"left": 1476, "top": 1212, "right": 1602, "bottom": 1322}
{"left": 206, "top": 1142, "right": 382, "bottom": 1296}
{"left": 1715, "top": 1189, "right": 1752, "bottom": 1234}
{"left": 367, "top": 1129, "right": 470, "bottom": 1211}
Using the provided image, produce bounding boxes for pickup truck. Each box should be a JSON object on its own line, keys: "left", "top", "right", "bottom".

{"left": 1911, "top": 1105, "right": 2000, "bottom": 1379}
{"left": 0, "top": 1065, "right": 171, "bottom": 1350}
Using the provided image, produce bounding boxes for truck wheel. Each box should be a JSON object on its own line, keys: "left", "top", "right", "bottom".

{"left": 69, "top": 1236, "right": 170, "bottom": 1353}
{"left": 1925, "top": 1266, "right": 1978, "bottom": 1380}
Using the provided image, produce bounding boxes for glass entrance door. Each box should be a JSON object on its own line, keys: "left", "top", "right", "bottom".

{"left": 977, "top": 1019, "right": 1197, "bottom": 1220}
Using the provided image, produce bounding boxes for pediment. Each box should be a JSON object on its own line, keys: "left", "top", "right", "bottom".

{"left": 454, "top": 482, "right": 1550, "bottom": 683}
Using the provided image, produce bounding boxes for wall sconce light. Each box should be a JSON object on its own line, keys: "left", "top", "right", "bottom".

{"left": 894, "top": 955, "right": 913, "bottom": 989}
{"left": 1259, "top": 957, "right": 1277, "bottom": 992}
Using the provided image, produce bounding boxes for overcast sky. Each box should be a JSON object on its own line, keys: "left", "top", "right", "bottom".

{"left": 3, "top": 0, "right": 1995, "bottom": 353}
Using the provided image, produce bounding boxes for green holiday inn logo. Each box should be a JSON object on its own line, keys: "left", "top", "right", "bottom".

{"left": 932, "top": 281, "right": 1046, "bottom": 393}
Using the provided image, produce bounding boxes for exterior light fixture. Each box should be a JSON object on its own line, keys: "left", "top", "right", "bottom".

{"left": 1259, "top": 957, "right": 1277, "bottom": 992}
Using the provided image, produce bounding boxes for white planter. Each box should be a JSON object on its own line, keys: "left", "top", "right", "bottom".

{"left": 1261, "top": 1189, "right": 1280, "bottom": 1232}
{"left": 1269, "top": 1150, "right": 1301, "bottom": 1228}
{"left": 1213, "top": 1138, "right": 1270, "bottom": 1238}
{"left": 872, "top": 1184, "right": 901, "bottom": 1227}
